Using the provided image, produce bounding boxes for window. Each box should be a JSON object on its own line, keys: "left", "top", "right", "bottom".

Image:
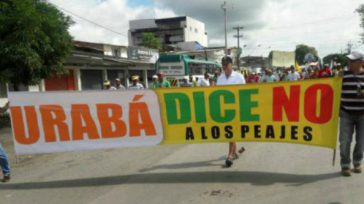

{"left": 80, "top": 70, "right": 103, "bottom": 90}
{"left": 159, "top": 66, "right": 169, "bottom": 70}
{"left": 189, "top": 63, "right": 218, "bottom": 75}
{"left": 195, "top": 28, "right": 198, "bottom": 33}
{"left": 171, "top": 66, "right": 183, "bottom": 70}
{"left": 113, "top": 49, "right": 120, "bottom": 57}
{"left": 107, "top": 70, "right": 125, "bottom": 86}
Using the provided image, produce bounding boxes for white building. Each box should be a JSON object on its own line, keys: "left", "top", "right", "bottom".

{"left": 129, "top": 16, "right": 208, "bottom": 48}
{"left": 0, "top": 41, "right": 159, "bottom": 105}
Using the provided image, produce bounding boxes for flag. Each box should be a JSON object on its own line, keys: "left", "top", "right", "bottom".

{"left": 295, "top": 62, "right": 302, "bottom": 72}
{"left": 329, "top": 59, "right": 334, "bottom": 70}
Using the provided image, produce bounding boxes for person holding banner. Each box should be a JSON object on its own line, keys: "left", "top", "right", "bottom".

{"left": 103, "top": 80, "right": 117, "bottom": 90}
{"left": 217, "top": 56, "right": 246, "bottom": 167}
{"left": 114, "top": 78, "right": 126, "bottom": 90}
{"left": 156, "top": 72, "right": 171, "bottom": 88}
{"left": 259, "top": 68, "right": 278, "bottom": 83}
{"left": 287, "top": 65, "right": 301, "bottom": 81}
{"left": 339, "top": 50, "right": 364, "bottom": 177}
{"left": 128, "top": 75, "right": 144, "bottom": 90}
{"left": 0, "top": 101, "right": 10, "bottom": 182}
{"left": 197, "top": 72, "right": 210, "bottom": 87}
{"left": 151, "top": 75, "right": 159, "bottom": 89}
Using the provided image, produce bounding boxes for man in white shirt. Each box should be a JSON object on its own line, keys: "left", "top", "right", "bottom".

{"left": 259, "top": 68, "right": 277, "bottom": 83}
{"left": 103, "top": 80, "right": 117, "bottom": 90}
{"left": 198, "top": 72, "right": 210, "bottom": 87}
{"left": 217, "top": 56, "right": 246, "bottom": 167}
{"left": 128, "top": 75, "right": 144, "bottom": 90}
{"left": 287, "top": 65, "right": 301, "bottom": 81}
{"left": 114, "top": 78, "right": 126, "bottom": 90}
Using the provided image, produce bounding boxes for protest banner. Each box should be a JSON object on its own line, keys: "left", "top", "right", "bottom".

{"left": 8, "top": 78, "right": 342, "bottom": 155}
{"left": 157, "top": 78, "right": 341, "bottom": 148}
{"left": 9, "top": 90, "right": 163, "bottom": 154}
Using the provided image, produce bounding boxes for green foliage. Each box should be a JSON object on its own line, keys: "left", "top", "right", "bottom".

{"left": 0, "top": 0, "right": 73, "bottom": 89}
{"left": 323, "top": 53, "right": 348, "bottom": 67}
{"left": 141, "top": 32, "right": 161, "bottom": 50}
{"left": 357, "top": 4, "right": 364, "bottom": 41}
{"left": 295, "top": 44, "right": 319, "bottom": 65}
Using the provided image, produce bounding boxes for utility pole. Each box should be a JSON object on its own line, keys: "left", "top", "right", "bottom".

{"left": 347, "top": 41, "right": 353, "bottom": 54}
{"left": 221, "top": 1, "right": 227, "bottom": 55}
{"left": 233, "top": 26, "right": 244, "bottom": 70}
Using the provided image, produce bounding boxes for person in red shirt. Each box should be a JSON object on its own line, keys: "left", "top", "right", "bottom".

{"left": 310, "top": 66, "right": 320, "bottom": 79}
{"left": 319, "top": 64, "right": 332, "bottom": 78}
{"left": 246, "top": 71, "right": 260, "bottom": 83}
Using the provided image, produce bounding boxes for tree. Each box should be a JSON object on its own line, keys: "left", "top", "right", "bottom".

{"left": 323, "top": 53, "right": 348, "bottom": 68}
{"left": 141, "top": 32, "right": 161, "bottom": 50}
{"left": 0, "top": 0, "right": 73, "bottom": 90}
{"left": 357, "top": 4, "right": 364, "bottom": 41}
{"left": 295, "top": 44, "right": 319, "bottom": 65}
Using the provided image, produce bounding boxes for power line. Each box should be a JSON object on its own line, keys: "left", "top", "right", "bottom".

{"left": 266, "top": 13, "right": 356, "bottom": 30}
{"left": 49, "top": 2, "right": 128, "bottom": 38}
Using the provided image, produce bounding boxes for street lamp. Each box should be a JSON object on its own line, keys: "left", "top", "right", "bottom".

{"left": 249, "top": 44, "right": 261, "bottom": 56}
{"left": 221, "top": 1, "right": 227, "bottom": 55}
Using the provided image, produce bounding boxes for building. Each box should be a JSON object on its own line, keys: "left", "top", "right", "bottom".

{"left": 240, "top": 56, "right": 269, "bottom": 73}
{"left": 173, "top": 47, "right": 241, "bottom": 70}
{"left": 268, "top": 50, "right": 295, "bottom": 68}
{"left": 44, "top": 41, "right": 158, "bottom": 91}
{"left": 129, "top": 16, "right": 208, "bottom": 48}
{"left": 0, "top": 41, "right": 158, "bottom": 105}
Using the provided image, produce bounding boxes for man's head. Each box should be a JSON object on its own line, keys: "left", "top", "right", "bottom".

{"left": 265, "top": 68, "right": 273, "bottom": 76}
{"left": 221, "top": 56, "right": 233, "bottom": 76}
{"left": 290, "top": 65, "right": 295, "bottom": 72}
{"left": 103, "top": 80, "right": 111, "bottom": 89}
{"left": 189, "top": 74, "right": 193, "bottom": 82}
{"left": 347, "top": 51, "right": 364, "bottom": 71}
{"left": 204, "top": 72, "right": 210, "bottom": 79}
{"left": 152, "top": 75, "right": 158, "bottom": 82}
{"left": 131, "top": 75, "right": 139, "bottom": 85}
{"left": 115, "top": 78, "right": 121, "bottom": 85}
{"left": 157, "top": 72, "right": 164, "bottom": 82}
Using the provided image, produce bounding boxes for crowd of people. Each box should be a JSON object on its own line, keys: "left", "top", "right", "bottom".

{"left": 36, "top": 54, "right": 364, "bottom": 173}
{"left": 101, "top": 60, "right": 341, "bottom": 91}
{"left": 188, "top": 63, "right": 342, "bottom": 87}
{"left": 103, "top": 72, "right": 171, "bottom": 91}
{"left": 1, "top": 52, "right": 363, "bottom": 183}
{"left": 244, "top": 63, "right": 339, "bottom": 84}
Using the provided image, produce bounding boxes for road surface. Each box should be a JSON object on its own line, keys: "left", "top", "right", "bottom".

{"left": 1, "top": 127, "right": 363, "bottom": 204}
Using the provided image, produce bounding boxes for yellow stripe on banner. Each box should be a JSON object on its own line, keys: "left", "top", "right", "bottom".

{"left": 155, "top": 78, "right": 342, "bottom": 149}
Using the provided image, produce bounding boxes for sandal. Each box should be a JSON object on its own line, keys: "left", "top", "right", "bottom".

{"left": 238, "top": 147, "right": 245, "bottom": 154}
{"left": 225, "top": 158, "right": 233, "bottom": 167}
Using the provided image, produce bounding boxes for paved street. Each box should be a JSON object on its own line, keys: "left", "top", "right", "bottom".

{"left": 1, "top": 126, "right": 363, "bottom": 204}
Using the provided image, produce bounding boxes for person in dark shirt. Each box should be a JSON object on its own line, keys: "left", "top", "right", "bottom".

{"left": 339, "top": 50, "right": 364, "bottom": 176}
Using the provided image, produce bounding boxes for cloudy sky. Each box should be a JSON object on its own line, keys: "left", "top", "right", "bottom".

{"left": 49, "top": 0, "right": 363, "bottom": 57}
